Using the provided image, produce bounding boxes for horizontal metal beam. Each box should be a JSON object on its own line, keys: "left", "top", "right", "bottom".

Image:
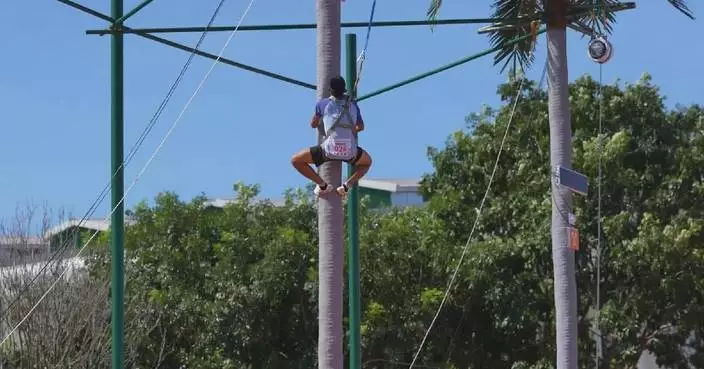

{"left": 57, "top": 0, "right": 316, "bottom": 90}
{"left": 85, "top": 17, "right": 535, "bottom": 35}
{"left": 84, "top": 2, "right": 636, "bottom": 36}
{"left": 356, "top": 29, "right": 547, "bottom": 102}
{"left": 59, "top": 0, "right": 636, "bottom": 99}
{"left": 137, "top": 33, "right": 316, "bottom": 89}
{"left": 568, "top": 2, "right": 636, "bottom": 13}
{"left": 353, "top": 3, "right": 637, "bottom": 102}
{"left": 58, "top": 0, "right": 111, "bottom": 21}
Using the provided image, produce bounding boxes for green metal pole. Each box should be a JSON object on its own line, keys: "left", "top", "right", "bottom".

{"left": 110, "top": 0, "right": 125, "bottom": 367}
{"left": 357, "top": 29, "right": 546, "bottom": 102}
{"left": 345, "top": 33, "right": 361, "bottom": 369}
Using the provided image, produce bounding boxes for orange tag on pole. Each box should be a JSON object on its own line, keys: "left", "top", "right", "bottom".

{"left": 568, "top": 227, "right": 580, "bottom": 251}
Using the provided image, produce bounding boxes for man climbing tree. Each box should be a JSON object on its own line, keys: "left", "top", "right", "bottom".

{"left": 291, "top": 76, "right": 373, "bottom": 197}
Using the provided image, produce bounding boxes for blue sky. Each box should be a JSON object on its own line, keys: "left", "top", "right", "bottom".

{"left": 0, "top": 0, "right": 702, "bottom": 225}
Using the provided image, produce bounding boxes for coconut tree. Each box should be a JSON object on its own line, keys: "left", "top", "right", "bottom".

{"left": 316, "top": 1, "right": 344, "bottom": 368}
{"left": 426, "top": 1, "right": 694, "bottom": 369}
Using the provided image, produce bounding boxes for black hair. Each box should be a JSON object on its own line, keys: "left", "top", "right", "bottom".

{"left": 330, "top": 76, "right": 346, "bottom": 98}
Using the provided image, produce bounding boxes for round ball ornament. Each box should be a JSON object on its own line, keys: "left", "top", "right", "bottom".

{"left": 588, "top": 36, "right": 613, "bottom": 64}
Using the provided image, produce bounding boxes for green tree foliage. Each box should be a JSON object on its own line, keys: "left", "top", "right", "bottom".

{"left": 72, "top": 74, "right": 703, "bottom": 369}
{"left": 421, "top": 72, "right": 704, "bottom": 369}
{"left": 83, "top": 183, "right": 321, "bottom": 369}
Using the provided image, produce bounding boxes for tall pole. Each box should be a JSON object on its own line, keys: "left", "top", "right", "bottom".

{"left": 546, "top": 7, "right": 578, "bottom": 368}
{"left": 316, "top": 1, "right": 343, "bottom": 368}
{"left": 345, "top": 33, "right": 361, "bottom": 369}
{"left": 110, "top": 0, "right": 125, "bottom": 367}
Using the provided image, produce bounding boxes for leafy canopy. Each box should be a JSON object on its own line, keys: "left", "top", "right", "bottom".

{"left": 75, "top": 74, "right": 704, "bottom": 369}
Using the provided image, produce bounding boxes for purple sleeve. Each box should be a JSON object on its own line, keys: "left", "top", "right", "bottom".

{"left": 353, "top": 102, "right": 363, "bottom": 123}
{"left": 314, "top": 99, "right": 327, "bottom": 117}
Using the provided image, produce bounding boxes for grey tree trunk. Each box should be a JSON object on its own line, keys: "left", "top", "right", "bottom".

{"left": 315, "top": 1, "right": 343, "bottom": 369}
{"left": 547, "top": 26, "right": 579, "bottom": 369}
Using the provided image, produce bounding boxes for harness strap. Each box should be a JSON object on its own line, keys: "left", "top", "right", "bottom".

{"left": 322, "top": 96, "right": 356, "bottom": 140}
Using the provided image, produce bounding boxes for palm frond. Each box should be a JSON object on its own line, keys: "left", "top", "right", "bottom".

{"left": 573, "top": 0, "right": 693, "bottom": 38}
{"left": 567, "top": 20, "right": 597, "bottom": 36}
{"left": 487, "top": 0, "right": 540, "bottom": 71}
{"left": 572, "top": 0, "right": 619, "bottom": 36}
{"left": 426, "top": 0, "right": 443, "bottom": 31}
{"left": 427, "top": 0, "right": 442, "bottom": 22}
{"left": 666, "top": 0, "right": 694, "bottom": 19}
{"left": 488, "top": 27, "right": 539, "bottom": 72}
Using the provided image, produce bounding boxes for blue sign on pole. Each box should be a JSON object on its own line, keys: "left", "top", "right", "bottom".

{"left": 554, "top": 165, "right": 589, "bottom": 196}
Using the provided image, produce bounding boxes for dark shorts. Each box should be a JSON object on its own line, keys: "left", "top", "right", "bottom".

{"left": 310, "top": 145, "right": 365, "bottom": 167}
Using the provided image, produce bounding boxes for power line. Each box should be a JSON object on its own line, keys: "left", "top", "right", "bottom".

{"left": 407, "top": 57, "right": 538, "bottom": 369}
{"left": 0, "top": 0, "right": 227, "bottom": 327}
{"left": 0, "top": 0, "right": 257, "bottom": 347}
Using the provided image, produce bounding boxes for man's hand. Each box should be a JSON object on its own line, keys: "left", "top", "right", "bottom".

{"left": 355, "top": 123, "right": 364, "bottom": 132}
{"left": 311, "top": 115, "right": 321, "bottom": 128}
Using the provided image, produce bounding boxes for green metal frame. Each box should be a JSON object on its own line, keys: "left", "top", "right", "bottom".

{"left": 114, "top": 0, "right": 155, "bottom": 25}
{"left": 358, "top": 29, "right": 546, "bottom": 102}
{"left": 109, "top": 0, "right": 125, "bottom": 368}
{"left": 345, "top": 33, "right": 361, "bottom": 369}
{"left": 56, "top": 0, "right": 636, "bottom": 367}
{"left": 87, "top": 17, "right": 536, "bottom": 35}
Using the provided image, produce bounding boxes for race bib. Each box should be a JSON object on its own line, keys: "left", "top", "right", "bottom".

{"left": 330, "top": 139, "right": 352, "bottom": 156}
{"left": 326, "top": 138, "right": 352, "bottom": 158}
{"left": 333, "top": 140, "right": 350, "bottom": 155}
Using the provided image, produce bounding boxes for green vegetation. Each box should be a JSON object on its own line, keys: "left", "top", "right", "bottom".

{"left": 2, "top": 74, "right": 702, "bottom": 368}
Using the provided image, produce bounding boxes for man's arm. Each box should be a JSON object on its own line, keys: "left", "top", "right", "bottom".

{"left": 311, "top": 113, "right": 321, "bottom": 128}
{"left": 311, "top": 99, "right": 324, "bottom": 128}
{"left": 354, "top": 102, "right": 365, "bottom": 132}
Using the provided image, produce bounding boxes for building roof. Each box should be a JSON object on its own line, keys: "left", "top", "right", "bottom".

{"left": 203, "top": 198, "right": 236, "bottom": 208}
{"left": 203, "top": 179, "right": 422, "bottom": 209}
{"left": 44, "top": 218, "right": 137, "bottom": 239}
{"left": 203, "top": 198, "right": 288, "bottom": 209}
{"left": 358, "top": 178, "right": 421, "bottom": 193}
{"left": 31, "top": 179, "right": 423, "bottom": 239}
{"left": 0, "top": 235, "right": 45, "bottom": 246}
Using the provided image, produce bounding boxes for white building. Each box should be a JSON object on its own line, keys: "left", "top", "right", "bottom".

{"left": 203, "top": 178, "right": 427, "bottom": 210}
{"left": 357, "top": 178, "right": 425, "bottom": 208}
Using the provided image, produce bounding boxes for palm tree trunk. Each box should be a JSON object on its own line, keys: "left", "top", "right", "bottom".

{"left": 316, "top": 1, "right": 343, "bottom": 368}
{"left": 546, "top": 13, "right": 579, "bottom": 369}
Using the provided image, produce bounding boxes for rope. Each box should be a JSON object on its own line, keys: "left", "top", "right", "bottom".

{"left": 407, "top": 61, "right": 534, "bottom": 369}
{"left": 539, "top": 57, "right": 548, "bottom": 91}
{"left": 438, "top": 61, "right": 549, "bottom": 366}
{"left": 595, "top": 59, "right": 605, "bottom": 369}
{"left": 353, "top": 0, "right": 377, "bottom": 93}
{"left": 319, "top": 0, "right": 376, "bottom": 143}
{"left": 0, "top": 0, "right": 257, "bottom": 347}
{"left": 0, "top": 0, "right": 227, "bottom": 324}
{"left": 592, "top": 1, "right": 605, "bottom": 366}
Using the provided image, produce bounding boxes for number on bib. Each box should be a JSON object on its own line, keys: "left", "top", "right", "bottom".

{"left": 330, "top": 139, "right": 351, "bottom": 156}
{"left": 333, "top": 142, "right": 349, "bottom": 155}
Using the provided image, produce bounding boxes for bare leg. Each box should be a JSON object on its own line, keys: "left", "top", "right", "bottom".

{"left": 291, "top": 148, "right": 326, "bottom": 186}
{"left": 342, "top": 150, "right": 372, "bottom": 192}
